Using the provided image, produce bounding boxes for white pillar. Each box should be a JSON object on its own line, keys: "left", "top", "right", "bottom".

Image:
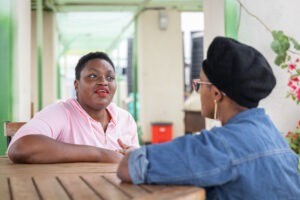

{"left": 43, "top": 11, "right": 57, "bottom": 107}
{"left": 203, "top": 0, "right": 224, "bottom": 51}
{"left": 203, "top": 0, "right": 225, "bottom": 129}
{"left": 31, "top": 11, "right": 57, "bottom": 114}
{"left": 12, "top": 0, "right": 31, "bottom": 121}
{"left": 137, "top": 9, "right": 184, "bottom": 142}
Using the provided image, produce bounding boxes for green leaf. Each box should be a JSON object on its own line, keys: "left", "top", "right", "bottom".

{"left": 291, "top": 143, "right": 298, "bottom": 149}
{"left": 274, "top": 54, "right": 286, "bottom": 66}
{"left": 281, "top": 64, "right": 288, "bottom": 69}
{"left": 271, "top": 40, "right": 282, "bottom": 54}
{"left": 291, "top": 74, "right": 300, "bottom": 78}
{"left": 272, "top": 30, "right": 280, "bottom": 39}
{"left": 290, "top": 37, "right": 300, "bottom": 50}
{"left": 272, "top": 30, "right": 284, "bottom": 40}
{"left": 296, "top": 69, "right": 300, "bottom": 75}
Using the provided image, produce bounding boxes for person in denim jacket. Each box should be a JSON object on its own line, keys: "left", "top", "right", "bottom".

{"left": 117, "top": 37, "right": 300, "bottom": 199}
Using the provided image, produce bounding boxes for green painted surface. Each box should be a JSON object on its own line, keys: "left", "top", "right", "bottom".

{"left": 38, "top": 47, "right": 43, "bottom": 110}
{"left": 37, "top": 0, "right": 43, "bottom": 110}
{"left": 224, "top": 0, "right": 238, "bottom": 39}
{"left": 133, "top": 19, "right": 138, "bottom": 121}
{"left": 0, "top": 0, "right": 13, "bottom": 155}
{"left": 57, "top": 63, "right": 61, "bottom": 99}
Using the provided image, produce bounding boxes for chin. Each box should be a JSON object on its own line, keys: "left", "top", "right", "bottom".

{"left": 95, "top": 101, "right": 110, "bottom": 108}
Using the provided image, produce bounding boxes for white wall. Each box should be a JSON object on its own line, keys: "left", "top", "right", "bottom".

{"left": 204, "top": 0, "right": 300, "bottom": 133}
{"left": 238, "top": 0, "right": 300, "bottom": 133}
{"left": 137, "top": 10, "right": 184, "bottom": 142}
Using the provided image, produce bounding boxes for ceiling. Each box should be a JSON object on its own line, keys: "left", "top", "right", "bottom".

{"left": 34, "top": 0, "right": 203, "bottom": 54}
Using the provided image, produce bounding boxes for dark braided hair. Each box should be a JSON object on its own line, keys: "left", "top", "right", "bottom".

{"left": 75, "top": 52, "right": 115, "bottom": 80}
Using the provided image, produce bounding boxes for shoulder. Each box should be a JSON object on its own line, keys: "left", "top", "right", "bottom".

{"left": 35, "top": 98, "right": 75, "bottom": 119}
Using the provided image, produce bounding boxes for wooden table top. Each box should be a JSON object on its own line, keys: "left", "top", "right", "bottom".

{"left": 0, "top": 157, "right": 205, "bottom": 200}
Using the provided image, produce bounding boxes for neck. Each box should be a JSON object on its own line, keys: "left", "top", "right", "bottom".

{"left": 90, "top": 109, "right": 109, "bottom": 123}
{"left": 218, "top": 100, "right": 248, "bottom": 125}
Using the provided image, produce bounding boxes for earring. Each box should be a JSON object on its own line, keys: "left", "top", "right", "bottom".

{"left": 214, "top": 99, "right": 218, "bottom": 120}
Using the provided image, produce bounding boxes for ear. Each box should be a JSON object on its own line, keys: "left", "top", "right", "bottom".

{"left": 74, "top": 80, "right": 79, "bottom": 92}
{"left": 211, "top": 85, "right": 224, "bottom": 102}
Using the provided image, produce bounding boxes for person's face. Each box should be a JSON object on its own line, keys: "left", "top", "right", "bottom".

{"left": 199, "top": 70, "right": 214, "bottom": 119}
{"left": 74, "top": 58, "right": 116, "bottom": 112}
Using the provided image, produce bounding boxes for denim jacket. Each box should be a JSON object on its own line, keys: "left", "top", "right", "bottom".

{"left": 128, "top": 108, "right": 300, "bottom": 200}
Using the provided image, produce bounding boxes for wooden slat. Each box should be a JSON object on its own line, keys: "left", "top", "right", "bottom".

{"left": 81, "top": 175, "right": 131, "bottom": 200}
{"left": 0, "top": 158, "right": 117, "bottom": 176}
{"left": 104, "top": 174, "right": 150, "bottom": 198}
{"left": 0, "top": 176, "right": 11, "bottom": 200}
{"left": 139, "top": 184, "right": 167, "bottom": 193}
{"left": 9, "top": 176, "right": 40, "bottom": 200}
{"left": 4, "top": 122, "right": 26, "bottom": 136}
{"left": 132, "top": 186, "right": 205, "bottom": 200}
{"left": 57, "top": 175, "right": 101, "bottom": 200}
{"left": 33, "top": 176, "right": 70, "bottom": 200}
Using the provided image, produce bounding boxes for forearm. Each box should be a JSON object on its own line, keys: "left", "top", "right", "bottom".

{"left": 8, "top": 135, "right": 123, "bottom": 163}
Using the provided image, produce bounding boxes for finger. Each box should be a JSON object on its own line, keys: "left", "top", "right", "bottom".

{"left": 119, "top": 149, "right": 126, "bottom": 155}
{"left": 117, "top": 138, "right": 128, "bottom": 149}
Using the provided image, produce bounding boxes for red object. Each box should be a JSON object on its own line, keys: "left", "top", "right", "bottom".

{"left": 151, "top": 122, "right": 173, "bottom": 144}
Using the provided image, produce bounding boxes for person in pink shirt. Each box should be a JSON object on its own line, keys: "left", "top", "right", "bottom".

{"left": 8, "top": 52, "right": 139, "bottom": 163}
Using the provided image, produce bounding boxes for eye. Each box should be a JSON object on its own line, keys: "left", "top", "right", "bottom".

{"left": 106, "top": 76, "right": 115, "bottom": 82}
{"left": 88, "top": 74, "right": 97, "bottom": 79}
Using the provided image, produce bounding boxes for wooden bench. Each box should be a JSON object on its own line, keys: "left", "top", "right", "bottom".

{"left": 3, "top": 122, "right": 26, "bottom": 147}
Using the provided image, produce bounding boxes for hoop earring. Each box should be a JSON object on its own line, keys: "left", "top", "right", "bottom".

{"left": 214, "top": 99, "right": 218, "bottom": 120}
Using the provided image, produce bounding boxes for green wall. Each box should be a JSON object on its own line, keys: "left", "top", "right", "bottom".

{"left": 224, "top": 0, "right": 238, "bottom": 39}
{"left": 0, "top": 0, "right": 13, "bottom": 155}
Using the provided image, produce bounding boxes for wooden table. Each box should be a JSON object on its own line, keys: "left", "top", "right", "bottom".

{"left": 0, "top": 157, "right": 205, "bottom": 200}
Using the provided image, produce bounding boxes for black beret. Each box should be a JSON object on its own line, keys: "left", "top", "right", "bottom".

{"left": 202, "top": 36, "right": 276, "bottom": 108}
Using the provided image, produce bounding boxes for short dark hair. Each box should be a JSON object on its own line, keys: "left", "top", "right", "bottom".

{"left": 75, "top": 52, "right": 115, "bottom": 80}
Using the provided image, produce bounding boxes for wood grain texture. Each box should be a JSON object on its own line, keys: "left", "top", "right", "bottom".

{"left": 0, "top": 156, "right": 205, "bottom": 200}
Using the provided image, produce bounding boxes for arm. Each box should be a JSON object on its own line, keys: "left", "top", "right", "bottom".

{"left": 119, "top": 134, "right": 232, "bottom": 186}
{"left": 117, "top": 146, "right": 149, "bottom": 184}
{"left": 8, "top": 135, "right": 123, "bottom": 164}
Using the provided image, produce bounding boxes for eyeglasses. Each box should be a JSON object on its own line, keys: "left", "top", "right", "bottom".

{"left": 192, "top": 79, "right": 212, "bottom": 92}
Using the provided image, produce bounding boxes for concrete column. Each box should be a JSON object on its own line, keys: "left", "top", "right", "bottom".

{"left": 31, "top": 11, "right": 56, "bottom": 114}
{"left": 12, "top": 0, "right": 31, "bottom": 121}
{"left": 137, "top": 9, "right": 184, "bottom": 142}
{"left": 203, "top": 0, "right": 224, "bottom": 52}
{"left": 203, "top": 0, "right": 225, "bottom": 129}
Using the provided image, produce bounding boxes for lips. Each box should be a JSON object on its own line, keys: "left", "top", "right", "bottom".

{"left": 95, "top": 87, "right": 109, "bottom": 96}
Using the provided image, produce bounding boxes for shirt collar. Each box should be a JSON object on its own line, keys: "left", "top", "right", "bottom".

{"left": 69, "top": 97, "right": 117, "bottom": 126}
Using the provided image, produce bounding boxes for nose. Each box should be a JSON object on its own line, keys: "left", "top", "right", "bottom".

{"left": 96, "top": 75, "right": 108, "bottom": 85}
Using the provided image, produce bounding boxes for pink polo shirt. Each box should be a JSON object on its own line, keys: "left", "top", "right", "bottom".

{"left": 8, "top": 98, "right": 139, "bottom": 151}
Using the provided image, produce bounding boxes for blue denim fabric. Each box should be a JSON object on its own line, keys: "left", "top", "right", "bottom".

{"left": 128, "top": 108, "right": 300, "bottom": 199}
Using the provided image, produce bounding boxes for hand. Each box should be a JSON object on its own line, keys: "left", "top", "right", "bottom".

{"left": 117, "top": 139, "right": 137, "bottom": 155}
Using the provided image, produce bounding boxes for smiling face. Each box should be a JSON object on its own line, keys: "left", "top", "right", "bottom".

{"left": 74, "top": 58, "right": 116, "bottom": 113}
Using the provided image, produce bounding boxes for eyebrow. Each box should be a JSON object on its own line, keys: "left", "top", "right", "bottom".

{"left": 85, "top": 67, "right": 115, "bottom": 73}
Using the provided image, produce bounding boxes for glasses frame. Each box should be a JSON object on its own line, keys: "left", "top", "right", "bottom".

{"left": 192, "top": 79, "right": 212, "bottom": 92}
